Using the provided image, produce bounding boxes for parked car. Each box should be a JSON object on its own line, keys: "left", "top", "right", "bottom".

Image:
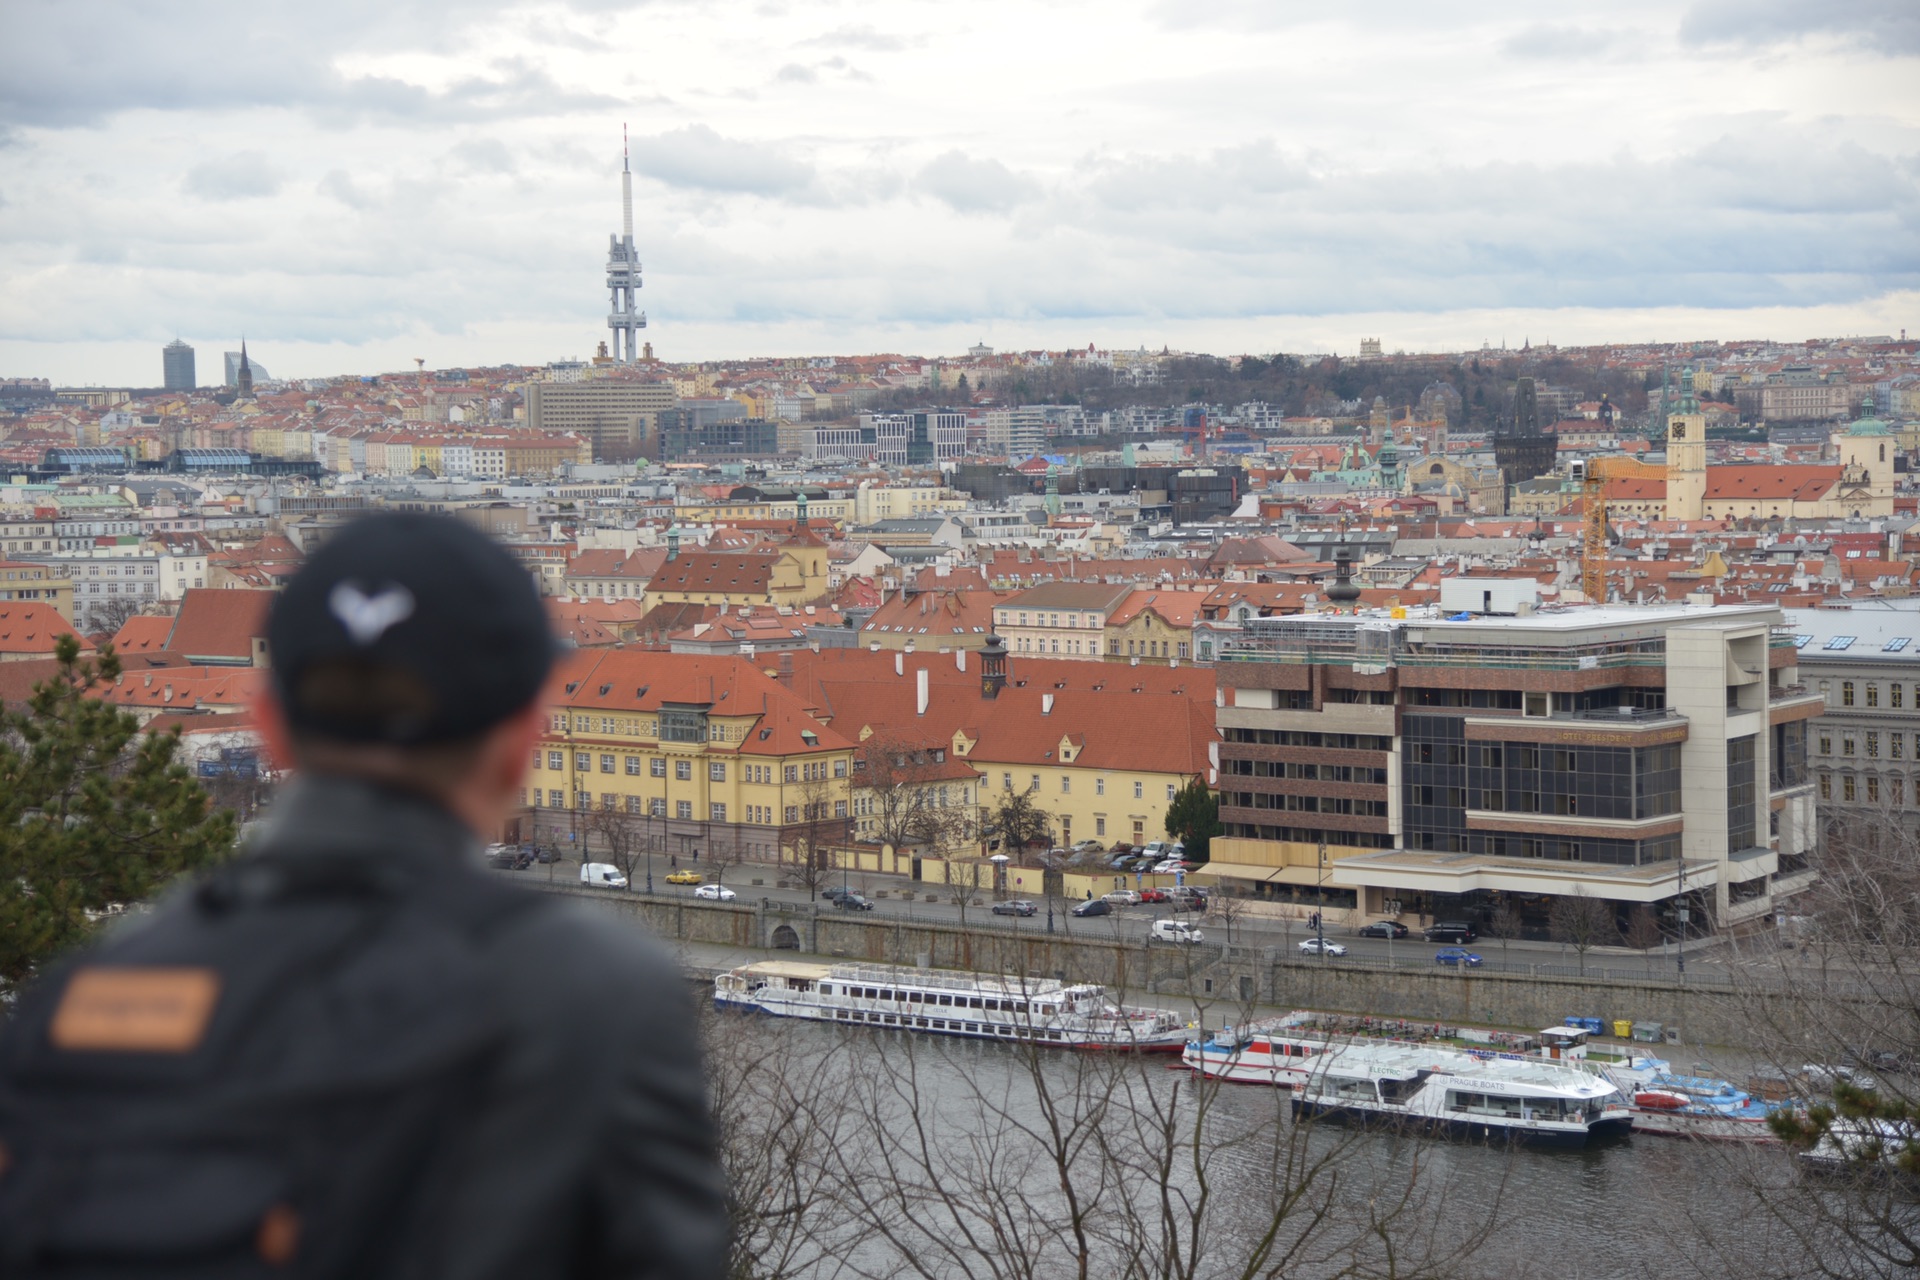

{"left": 1138, "top": 888, "right": 1171, "bottom": 904}
{"left": 991, "top": 899, "right": 1037, "bottom": 917}
{"left": 1152, "top": 859, "right": 1184, "bottom": 874}
{"left": 485, "top": 844, "right": 531, "bottom": 871}
{"left": 1103, "top": 889, "right": 1143, "bottom": 906}
{"left": 526, "top": 843, "right": 561, "bottom": 864}
{"left": 834, "top": 893, "right": 875, "bottom": 911}
{"left": 1433, "top": 947, "right": 1482, "bottom": 967}
{"left": 1071, "top": 899, "right": 1112, "bottom": 918}
{"left": 580, "top": 862, "right": 628, "bottom": 889}
{"left": 1355, "top": 920, "right": 1410, "bottom": 939}
{"left": 1423, "top": 921, "right": 1478, "bottom": 944}
{"left": 1150, "top": 918, "right": 1205, "bottom": 944}
{"left": 820, "top": 885, "right": 854, "bottom": 903}
{"left": 1108, "top": 854, "right": 1136, "bottom": 870}
{"left": 1297, "top": 938, "right": 1347, "bottom": 957}
{"left": 1070, "top": 839, "right": 1105, "bottom": 853}
{"left": 665, "top": 869, "right": 704, "bottom": 885}
{"left": 693, "top": 884, "right": 737, "bottom": 902}
{"left": 1168, "top": 887, "right": 1208, "bottom": 910}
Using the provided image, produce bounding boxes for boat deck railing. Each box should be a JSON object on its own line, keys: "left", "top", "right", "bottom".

{"left": 827, "top": 962, "right": 1074, "bottom": 999}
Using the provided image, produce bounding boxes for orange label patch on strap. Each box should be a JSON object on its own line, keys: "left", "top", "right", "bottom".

{"left": 49, "top": 967, "right": 222, "bottom": 1054}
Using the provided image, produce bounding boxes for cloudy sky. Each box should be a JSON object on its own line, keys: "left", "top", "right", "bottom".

{"left": 1, "top": 0, "right": 1916, "bottom": 384}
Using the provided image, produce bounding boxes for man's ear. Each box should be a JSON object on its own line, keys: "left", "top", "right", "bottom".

{"left": 255, "top": 687, "right": 301, "bottom": 775}
{"left": 485, "top": 701, "right": 546, "bottom": 791}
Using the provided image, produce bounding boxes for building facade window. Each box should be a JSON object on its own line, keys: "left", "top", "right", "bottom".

{"left": 675, "top": 760, "right": 692, "bottom": 781}
{"left": 1867, "top": 684, "right": 1880, "bottom": 708}
{"left": 600, "top": 754, "right": 615, "bottom": 773}
{"left": 710, "top": 803, "right": 726, "bottom": 822}
{"left": 625, "top": 756, "right": 641, "bottom": 775}
{"left": 1842, "top": 682, "right": 1855, "bottom": 707}
{"left": 1843, "top": 775, "right": 1857, "bottom": 802}
{"left": 575, "top": 752, "right": 591, "bottom": 771}
{"left": 651, "top": 758, "right": 667, "bottom": 777}
{"left": 676, "top": 800, "right": 693, "bottom": 820}
{"left": 709, "top": 762, "right": 726, "bottom": 781}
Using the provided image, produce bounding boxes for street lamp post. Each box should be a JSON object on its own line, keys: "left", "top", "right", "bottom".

{"left": 1315, "top": 840, "right": 1328, "bottom": 960}
{"left": 1675, "top": 859, "right": 1689, "bottom": 979}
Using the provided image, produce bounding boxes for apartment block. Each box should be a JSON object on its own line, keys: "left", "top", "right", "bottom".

{"left": 1209, "top": 595, "right": 1822, "bottom": 939}
{"left": 522, "top": 378, "right": 678, "bottom": 456}
{"left": 1782, "top": 604, "right": 1920, "bottom": 830}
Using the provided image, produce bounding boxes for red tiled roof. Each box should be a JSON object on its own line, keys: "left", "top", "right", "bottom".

{"left": 647, "top": 551, "right": 778, "bottom": 596}
{"left": 1703, "top": 465, "right": 1841, "bottom": 502}
{"left": 110, "top": 615, "right": 175, "bottom": 653}
{"left": 0, "top": 603, "right": 85, "bottom": 655}
{"left": 166, "top": 589, "right": 273, "bottom": 662}
{"left": 777, "top": 649, "right": 1217, "bottom": 778}
{"left": 548, "top": 649, "right": 855, "bottom": 755}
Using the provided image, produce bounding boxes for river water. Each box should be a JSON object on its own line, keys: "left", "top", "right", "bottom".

{"left": 718, "top": 1017, "right": 1869, "bottom": 1280}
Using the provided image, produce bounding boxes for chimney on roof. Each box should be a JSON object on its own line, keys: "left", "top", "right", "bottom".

{"left": 1042, "top": 692, "right": 1054, "bottom": 715}
{"left": 916, "top": 668, "right": 929, "bottom": 716}
{"left": 956, "top": 648, "right": 967, "bottom": 672}
{"left": 777, "top": 652, "right": 794, "bottom": 687}
{"left": 894, "top": 651, "right": 904, "bottom": 676}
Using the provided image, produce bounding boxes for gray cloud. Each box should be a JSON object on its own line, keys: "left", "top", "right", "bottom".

{"left": 1681, "top": 1, "right": 1920, "bottom": 55}
{"left": 183, "top": 152, "right": 283, "bottom": 201}
{"left": 774, "top": 56, "right": 873, "bottom": 85}
{"left": 1503, "top": 24, "right": 1640, "bottom": 59}
{"left": 450, "top": 138, "right": 516, "bottom": 174}
{"left": 798, "top": 24, "right": 918, "bottom": 52}
{"left": 917, "top": 151, "right": 1038, "bottom": 214}
{"left": 0, "top": 2, "right": 620, "bottom": 127}
{"left": 628, "top": 124, "right": 815, "bottom": 196}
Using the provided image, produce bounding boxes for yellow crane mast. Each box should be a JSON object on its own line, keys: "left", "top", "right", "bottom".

{"left": 1571, "top": 456, "right": 1637, "bottom": 603}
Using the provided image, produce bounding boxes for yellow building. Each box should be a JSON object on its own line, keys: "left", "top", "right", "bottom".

{"left": 785, "top": 646, "right": 1219, "bottom": 854}
{"left": 991, "top": 582, "right": 1133, "bottom": 660}
{"left": 1103, "top": 589, "right": 1208, "bottom": 663}
{"left": 645, "top": 531, "right": 831, "bottom": 608}
{"left": 0, "top": 560, "right": 75, "bottom": 620}
{"left": 529, "top": 650, "right": 856, "bottom": 868}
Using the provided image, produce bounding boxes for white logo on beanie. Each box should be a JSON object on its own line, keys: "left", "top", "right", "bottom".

{"left": 328, "top": 581, "right": 416, "bottom": 647}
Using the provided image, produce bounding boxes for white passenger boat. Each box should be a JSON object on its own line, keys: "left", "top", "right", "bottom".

{"left": 1182, "top": 1013, "right": 1332, "bottom": 1084}
{"left": 713, "top": 959, "right": 1190, "bottom": 1051}
{"left": 1290, "top": 1041, "right": 1633, "bottom": 1148}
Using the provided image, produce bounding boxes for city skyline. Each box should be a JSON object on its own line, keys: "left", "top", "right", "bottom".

{"left": 2, "top": 0, "right": 1915, "bottom": 385}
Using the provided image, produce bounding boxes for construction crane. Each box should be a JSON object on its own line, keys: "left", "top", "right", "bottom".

{"left": 1570, "top": 456, "right": 1637, "bottom": 602}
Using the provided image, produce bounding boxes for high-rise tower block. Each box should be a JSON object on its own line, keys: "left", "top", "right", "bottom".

{"left": 607, "top": 127, "right": 647, "bottom": 363}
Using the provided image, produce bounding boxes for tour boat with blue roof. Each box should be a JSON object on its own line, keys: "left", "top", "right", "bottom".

{"left": 1291, "top": 1040, "right": 1633, "bottom": 1148}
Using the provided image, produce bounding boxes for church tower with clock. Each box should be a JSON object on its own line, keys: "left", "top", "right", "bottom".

{"left": 1665, "top": 368, "right": 1707, "bottom": 522}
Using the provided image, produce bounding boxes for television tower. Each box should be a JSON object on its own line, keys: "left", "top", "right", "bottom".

{"left": 606, "top": 125, "right": 646, "bottom": 363}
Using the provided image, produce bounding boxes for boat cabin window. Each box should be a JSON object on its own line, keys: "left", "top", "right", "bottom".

{"left": 790, "top": 979, "right": 812, "bottom": 993}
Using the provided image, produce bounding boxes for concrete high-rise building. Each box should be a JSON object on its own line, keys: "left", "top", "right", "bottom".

{"left": 1207, "top": 591, "right": 1821, "bottom": 941}
{"left": 162, "top": 339, "right": 196, "bottom": 391}
{"left": 606, "top": 129, "right": 647, "bottom": 363}
{"left": 522, "top": 378, "right": 676, "bottom": 458}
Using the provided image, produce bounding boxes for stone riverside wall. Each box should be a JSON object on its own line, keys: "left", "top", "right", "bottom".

{"left": 547, "top": 885, "right": 1867, "bottom": 1053}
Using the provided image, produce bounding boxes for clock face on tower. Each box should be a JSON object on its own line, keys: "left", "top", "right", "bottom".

{"left": 1672, "top": 423, "right": 1687, "bottom": 439}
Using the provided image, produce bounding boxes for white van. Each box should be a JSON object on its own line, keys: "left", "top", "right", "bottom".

{"left": 580, "top": 862, "right": 629, "bottom": 889}
{"left": 1150, "top": 918, "right": 1204, "bottom": 944}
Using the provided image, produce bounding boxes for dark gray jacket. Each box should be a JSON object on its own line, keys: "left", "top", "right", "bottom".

{"left": 249, "top": 777, "right": 729, "bottom": 1280}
